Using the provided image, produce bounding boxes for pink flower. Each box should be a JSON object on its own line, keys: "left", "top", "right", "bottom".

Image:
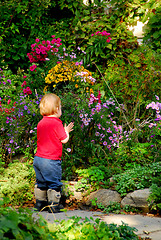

{"left": 106, "top": 37, "right": 112, "bottom": 43}
{"left": 46, "top": 45, "right": 52, "bottom": 50}
{"left": 53, "top": 48, "right": 58, "bottom": 52}
{"left": 35, "top": 38, "right": 40, "bottom": 42}
{"left": 23, "top": 87, "right": 32, "bottom": 95}
{"left": 21, "top": 81, "right": 27, "bottom": 87}
{"left": 56, "top": 38, "right": 61, "bottom": 42}
{"left": 23, "top": 76, "right": 27, "bottom": 79}
{"left": 51, "top": 39, "right": 56, "bottom": 44}
{"left": 36, "top": 48, "right": 41, "bottom": 54}
{"left": 29, "top": 65, "right": 37, "bottom": 71}
{"left": 7, "top": 99, "right": 11, "bottom": 105}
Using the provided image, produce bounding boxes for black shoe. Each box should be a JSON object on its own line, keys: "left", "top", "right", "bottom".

{"left": 34, "top": 200, "right": 48, "bottom": 212}
{"left": 48, "top": 202, "right": 64, "bottom": 213}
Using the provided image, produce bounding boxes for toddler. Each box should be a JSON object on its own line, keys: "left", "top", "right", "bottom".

{"left": 33, "top": 93, "right": 74, "bottom": 213}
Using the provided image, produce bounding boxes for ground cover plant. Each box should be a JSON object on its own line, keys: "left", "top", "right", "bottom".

{"left": 0, "top": 162, "right": 35, "bottom": 207}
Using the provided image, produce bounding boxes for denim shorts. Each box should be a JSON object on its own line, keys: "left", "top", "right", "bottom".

{"left": 33, "top": 156, "right": 63, "bottom": 190}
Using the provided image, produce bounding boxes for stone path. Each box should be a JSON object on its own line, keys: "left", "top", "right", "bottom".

{"left": 33, "top": 210, "right": 161, "bottom": 240}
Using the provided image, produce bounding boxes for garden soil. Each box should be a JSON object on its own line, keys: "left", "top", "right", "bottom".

{"left": 33, "top": 209, "right": 161, "bottom": 240}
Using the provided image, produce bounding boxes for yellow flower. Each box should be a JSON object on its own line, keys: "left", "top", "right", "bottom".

{"left": 45, "top": 60, "right": 95, "bottom": 90}
{"left": 43, "top": 86, "right": 48, "bottom": 93}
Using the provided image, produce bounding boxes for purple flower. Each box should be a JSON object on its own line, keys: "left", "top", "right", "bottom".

{"left": 7, "top": 79, "right": 11, "bottom": 84}
{"left": 24, "top": 105, "right": 28, "bottom": 110}
{"left": 8, "top": 148, "right": 11, "bottom": 153}
{"left": 155, "top": 95, "right": 159, "bottom": 100}
{"left": 67, "top": 148, "right": 71, "bottom": 152}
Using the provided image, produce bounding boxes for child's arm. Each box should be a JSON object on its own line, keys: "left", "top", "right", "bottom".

{"left": 61, "top": 122, "right": 74, "bottom": 144}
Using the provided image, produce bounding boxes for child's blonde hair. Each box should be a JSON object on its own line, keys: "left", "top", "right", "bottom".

{"left": 39, "top": 93, "right": 61, "bottom": 116}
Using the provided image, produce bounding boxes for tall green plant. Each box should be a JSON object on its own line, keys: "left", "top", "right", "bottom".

{"left": 142, "top": 2, "right": 161, "bottom": 52}
{"left": 104, "top": 45, "right": 161, "bottom": 128}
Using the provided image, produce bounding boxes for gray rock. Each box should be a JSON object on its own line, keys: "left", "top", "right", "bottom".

{"left": 86, "top": 189, "right": 121, "bottom": 207}
{"left": 121, "top": 188, "right": 150, "bottom": 212}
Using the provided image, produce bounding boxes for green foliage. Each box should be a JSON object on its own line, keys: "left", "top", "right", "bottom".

{"left": 148, "top": 184, "right": 161, "bottom": 213}
{"left": 1, "top": 0, "right": 161, "bottom": 74}
{"left": 0, "top": 203, "right": 140, "bottom": 240}
{"left": 91, "top": 199, "right": 139, "bottom": 214}
{"left": 75, "top": 166, "right": 111, "bottom": 191}
{"left": 112, "top": 162, "right": 161, "bottom": 196}
{"left": 64, "top": 2, "right": 138, "bottom": 70}
{"left": 104, "top": 45, "right": 161, "bottom": 128}
{"left": 114, "top": 141, "right": 155, "bottom": 167}
{"left": 148, "top": 174, "right": 161, "bottom": 213}
{"left": 142, "top": 1, "right": 161, "bottom": 53}
{"left": 49, "top": 216, "right": 139, "bottom": 240}
{"left": 0, "top": 203, "right": 54, "bottom": 240}
{"left": 0, "top": 162, "right": 35, "bottom": 206}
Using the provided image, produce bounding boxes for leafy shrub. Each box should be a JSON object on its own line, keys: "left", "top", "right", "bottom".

{"left": 0, "top": 202, "right": 54, "bottom": 240}
{"left": 114, "top": 141, "right": 156, "bottom": 167}
{"left": 142, "top": 1, "right": 161, "bottom": 53}
{"left": 0, "top": 203, "right": 140, "bottom": 240}
{"left": 49, "top": 216, "right": 139, "bottom": 240}
{"left": 112, "top": 162, "right": 161, "bottom": 196}
{"left": 75, "top": 166, "right": 111, "bottom": 191}
{"left": 0, "top": 162, "right": 35, "bottom": 206}
{"left": 104, "top": 45, "right": 161, "bottom": 127}
{"left": 148, "top": 182, "right": 161, "bottom": 214}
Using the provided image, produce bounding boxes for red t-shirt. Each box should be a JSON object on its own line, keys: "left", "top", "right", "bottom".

{"left": 35, "top": 116, "right": 67, "bottom": 160}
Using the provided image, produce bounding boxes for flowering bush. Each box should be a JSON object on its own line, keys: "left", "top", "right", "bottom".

{"left": 58, "top": 89, "right": 134, "bottom": 178}
{"left": 85, "top": 30, "right": 112, "bottom": 66}
{"left": 27, "top": 36, "right": 62, "bottom": 64}
{"left": 112, "top": 95, "right": 161, "bottom": 168}
{"left": 44, "top": 60, "right": 96, "bottom": 92}
{"left": 145, "top": 95, "right": 161, "bottom": 161}
{"left": 0, "top": 68, "right": 41, "bottom": 165}
{"left": 77, "top": 92, "right": 133, "bottom": 150}
{"left": 25, "top": 37, "right": 88, "bottom": 94}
